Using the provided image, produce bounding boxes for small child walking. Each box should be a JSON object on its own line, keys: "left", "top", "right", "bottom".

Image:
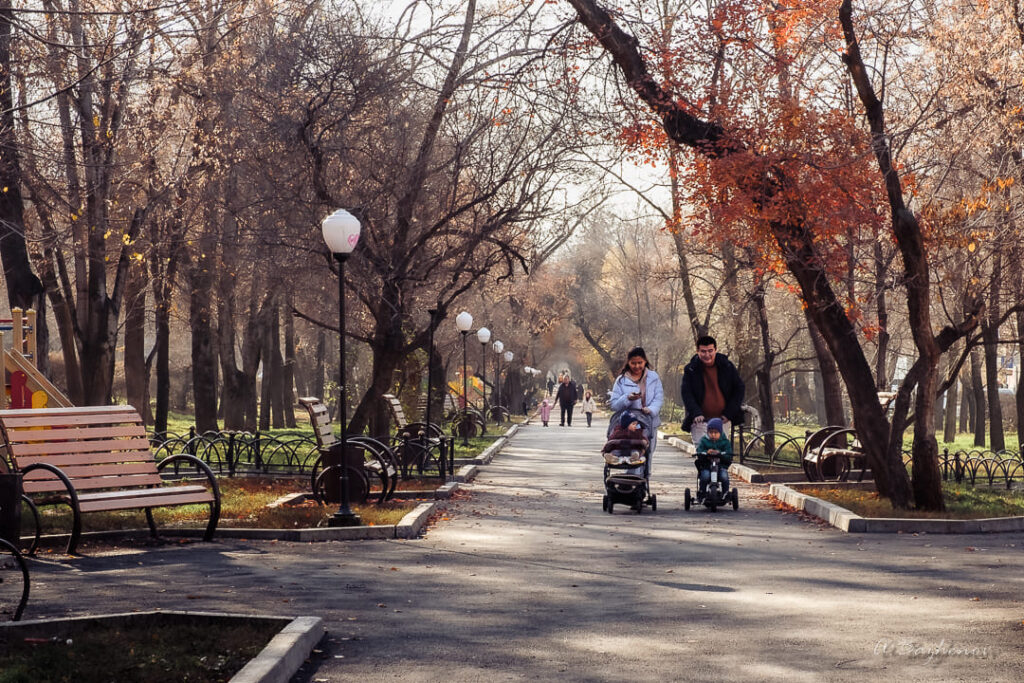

{"left": 581, "top": 391, "right": 597, "bottom": 427}
{"left": 539, "top": 398, "right": 552, "bottom": 427}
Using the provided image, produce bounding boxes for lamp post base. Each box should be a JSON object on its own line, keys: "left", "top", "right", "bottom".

{"left": 328, "top": 510, "right": 362, "bottom": 527}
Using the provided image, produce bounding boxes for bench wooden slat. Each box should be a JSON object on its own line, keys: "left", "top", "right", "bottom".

{"left": 76, "top": 484, "right": 210, "bottom": 503}
{"left": 17, "top": 452, "right": 155, "bottom": 468}
{"left": 79, "top": 490, "right": 214, "bottom": 513}
{"left": 0, "top": 405, "right": 141, "bottom": 419}
{"left": 23, "top": 473, "right": 165, "bottom": 493}
{"left": 4, "top": 425, "right": 146, "bottom": 443}
{"left": 25, "top": 462, "right": 158, "bottom": 479}
{"left": 0, "top": 411, "right": 143, "bottom": 429}
{"left": 8, "top": 437, "right": 153, "bottom": 457}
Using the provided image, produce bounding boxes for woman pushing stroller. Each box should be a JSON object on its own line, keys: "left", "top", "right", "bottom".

{"left": 600, "top": 347, "right": 663, "bottom": 514}
{"left": 608, "top": 347, "right": 664, "bottom": 464}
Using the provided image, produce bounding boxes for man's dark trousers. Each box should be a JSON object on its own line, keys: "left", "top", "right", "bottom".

{"left": 560, "top": 403, "right": 574, "bottom": 426}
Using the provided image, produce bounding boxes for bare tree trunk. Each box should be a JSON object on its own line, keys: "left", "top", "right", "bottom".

{"left": 314, "top": 328, "right": 326, "bottom": 400}
{"left": 124, "top": 259, "right": 148, "bottom": 420}
{"left": 667, "top": 146, "right": 705, "bottom": 344}
{"left": 190, "top": 210, "right": 219, "bottom": 432}
{"left": 241, "top": 295, "right": 269, "bottom": 432}
{"left": 806, "top": 312, "right": 845, "bottom": 426}
{"left": 942, "top": 341, "right": 959, "bottom": 443}
{"left": 258, "top": 296, "right": 274, "bottom": 431}
{"left": 270, "top": 302, "right": 285, "bottom": 428}
{"left": 959, "top": 372, "right": 971, "bottom": 434}
{"left": 983, "top": 252, "right": 1004, "bottom": 450}
{"left": 752, "top": 282, "right": 776, "bottom": 448}
{"left": 1015, "top": 245, "right": 1024, "bottom": 448}
{"left": 970, "top": 348, "right": 985, "bottom": 447}
{"left": 0, "top": 1, "right": 44, "bottom": 310}
{"left": 282, "top": 294, "right": 297, "bottom": 427}
{"left": 874, "top": 241, "right": 890, "bottom": 389}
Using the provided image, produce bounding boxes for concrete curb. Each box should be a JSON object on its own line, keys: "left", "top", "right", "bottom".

{"left": 769, "top": 483, "right": 1024, "bottom": 533}
{"left": 664, "top": 436, "right": 695, "bottom": 455}
{"left": 455, "top": 464, "right": 479, "bottom": 482}
{"left": 231, "top": 615, "right": 325, "bottom": 683}
{"left": 395, "top": 502, "right": 437, "bottom": 539}
{"left": 730, "top": 463, "right": 764, "bottom": 483}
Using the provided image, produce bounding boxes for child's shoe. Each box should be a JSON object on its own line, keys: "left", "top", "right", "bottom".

{"left": 627, "top": 450, "right": 645, "bottom": 465}
{"left": 604, "top": 453, "right": 619, "bottom": 465}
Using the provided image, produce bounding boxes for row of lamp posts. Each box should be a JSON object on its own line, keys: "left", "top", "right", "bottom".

{"left": 453, "top": 310, "right": 515, "bottom": 446}
{"left": 321, "top": 209, "right": 528, "bottom": 523}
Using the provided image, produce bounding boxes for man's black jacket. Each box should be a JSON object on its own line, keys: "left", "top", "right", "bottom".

{"left": 679, "top": 353, "right": 744, "bottom": 430}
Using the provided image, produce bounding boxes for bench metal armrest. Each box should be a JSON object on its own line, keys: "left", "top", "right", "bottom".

{"left": 20, "top": 462, "right": 82, "bottom": 555}
{"left": 156, "top": 454, "right": 221, "bottom": 541}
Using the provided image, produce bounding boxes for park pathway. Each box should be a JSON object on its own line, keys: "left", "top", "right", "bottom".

{"left": 21, "top": 420, "right": 1024, "bottom": 682}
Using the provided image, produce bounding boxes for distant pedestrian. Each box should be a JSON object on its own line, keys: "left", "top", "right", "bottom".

{"left": 546, "top": 377, "right": 555, "bottom": 396}
{"left": 539, "top": 398, "right": 552, "bottom": 427}
{"left": 581, "top": 390, "right": 597, "bottom": 427}
{"left": 555, "top": 374, "right": 579, "bottom": 426}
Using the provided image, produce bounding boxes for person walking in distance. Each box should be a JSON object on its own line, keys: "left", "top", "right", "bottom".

{"left": 555, "top": 374, "right": 579, "bottom": 426}
{"left": 680, "top": 335, "right": 745, "bottom": 444}
{"left": 581, "top": 390, "right": 597, "bottom": 427}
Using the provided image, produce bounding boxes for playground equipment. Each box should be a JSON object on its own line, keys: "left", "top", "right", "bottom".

{"left": 0, "top": 309, "right": 71, "bottom": 409}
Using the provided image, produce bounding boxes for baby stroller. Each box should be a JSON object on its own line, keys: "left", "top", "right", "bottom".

{"left": 601, "top": 411, "right": 657, "bottom": 514}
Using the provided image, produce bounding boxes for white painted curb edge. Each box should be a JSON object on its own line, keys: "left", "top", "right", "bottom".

{"left": 230, "top": 616, "right": 325, "bottom": 683}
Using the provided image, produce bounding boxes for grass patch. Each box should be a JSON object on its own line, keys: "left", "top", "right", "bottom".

{"left": 802, "top": 483, "right": 1024, "bottom": 519}
{"left": 23, "top": 477, "right": 424, "bottom": 535}
{"left": 0, "top": 619, "right": 280, "bottom": 683}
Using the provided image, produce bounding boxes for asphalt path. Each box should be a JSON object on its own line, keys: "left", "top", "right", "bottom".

{"left": 20, "top": 420, "right": 1024, "bottom": 681}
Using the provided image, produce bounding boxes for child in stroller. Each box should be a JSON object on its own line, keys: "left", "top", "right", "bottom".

{"left": 601, "top": 411, "right": 657, "bottom": 514}
{"left": 602, "top": 411, "right": 649, "bottom": 467}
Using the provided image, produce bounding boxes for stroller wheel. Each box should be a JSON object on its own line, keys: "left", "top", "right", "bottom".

{"left": 634, "top": 499, "right": 642, "bottom": 514}
{"left": 732, "top": 488, "right": 739, "bottom": 510}
{"left": 650, "top": 494, "right": 657, "bottom": 512}
{"left": 602, "top": 494, "right": 608, "bottom": 512}
{"left": 684, "top": 488, "right": 691, "bottom": 511}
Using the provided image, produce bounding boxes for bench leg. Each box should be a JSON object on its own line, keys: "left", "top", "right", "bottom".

{"left": 66, "top": 504, "right": 82, "bottom": 555}
{"left": 204, "top": 500, "right": 220, "bottom": 542}
{"left": 145, "top": 507, "right": 159, "bottom": 538}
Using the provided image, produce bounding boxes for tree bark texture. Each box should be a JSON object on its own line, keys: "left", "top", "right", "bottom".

{"left": 970, "top": 348, "right": 985, "bottom": 446}
{"left": 0, "top": 1, "right": 44, "bottom": 310}
{"left": 983, "top": 252, "right": 1004, "bottom": 450}
{"left": 123, "top": 259, "right": 148, "bottom": 420}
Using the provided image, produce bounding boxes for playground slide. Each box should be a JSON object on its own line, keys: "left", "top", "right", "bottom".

{"left": 3, "top": 349, "right": 72, "bottom": 408}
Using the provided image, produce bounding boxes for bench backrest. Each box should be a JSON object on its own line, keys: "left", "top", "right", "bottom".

{"left": 298, "top": 397, "right": 338, "bottom": 449}
{"left": 0, "top": 405, "right": 160, "bottom": 494}
{"left": 381, "top": 394, "right": 408, "bottom": 429}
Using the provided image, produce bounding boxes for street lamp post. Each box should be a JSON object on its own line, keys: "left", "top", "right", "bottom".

{"left": 322, "top": 209, "right": 362, "bottom": 527}
{"left": 476, "top": 327, "right": 490, "bottom": 417}
{"left": 492, "top": 341, "right": 504, "bottom": 413}
{"left": 503, "top": 350, "right": 513, "bottom": 418}
{"left": 455, "top": 311, "right": 473, "bottom": 447}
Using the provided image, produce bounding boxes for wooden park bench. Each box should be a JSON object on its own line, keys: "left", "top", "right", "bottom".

{"left": 802, "top": 426, "right": 868, "bottom": 482}
{"left": 297, "top": 397, "right": 398, "bottom": 503}
{"left": 0, "top": 406, "right": 220, "bottom": 554}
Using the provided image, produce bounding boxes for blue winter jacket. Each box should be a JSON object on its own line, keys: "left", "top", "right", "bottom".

{"left": 609, "top": 369, "right": 664, "bottom": 430}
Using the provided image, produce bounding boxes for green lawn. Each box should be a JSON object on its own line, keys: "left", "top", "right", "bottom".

{"left": 802, "top": 483, "right": 1024, "bottom": 519}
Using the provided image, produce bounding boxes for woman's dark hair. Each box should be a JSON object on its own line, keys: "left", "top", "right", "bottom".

{"left": 620, "top": 346, "right": 653, "bottom": 375}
